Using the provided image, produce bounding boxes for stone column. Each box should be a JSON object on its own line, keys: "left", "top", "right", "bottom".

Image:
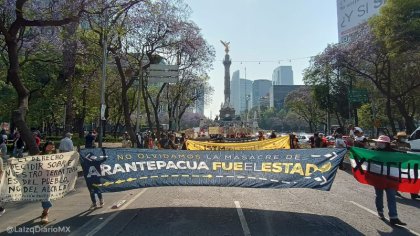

{"left": 223, "top": 54, "right": 231, "bottom": 104}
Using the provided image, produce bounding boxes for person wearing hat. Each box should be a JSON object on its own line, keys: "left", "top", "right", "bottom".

{"left": 391, "top": 132, "right": 419, "bottom": 200}
{"left": 371, "top": 135, "right": 407, "bottom": 226}
{"left": 391, "top": 131, "right": 410, "bottom": 151}
{"left": 59, "top": 132, "right": 74, "bottom": 153}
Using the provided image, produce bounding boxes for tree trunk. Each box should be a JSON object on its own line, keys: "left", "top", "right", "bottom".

{"left": 141, "top": 75, "right": 154, "bottom": 131}
{"left": 62, "top": 21, "right": 79, "bottom": 134}
{"left": 385, "top": 97, "right": 396, "bottom": 134}
{"left": 335, "top": 111, "right": 342, "bottom": 128}
{"left": 6, "top": 37, "right": 39, "bottom": 155}
{"left": 115, "top": 56, "right": 136, "bottom": 145}
{"left": 394, "top": 100, "right": 416, "bottom": 134}
{"left": 76, "top": 86, "right": 87, "bottom": 138}
{"left": 122, "top": 87, "right": 136, "bottom": 146}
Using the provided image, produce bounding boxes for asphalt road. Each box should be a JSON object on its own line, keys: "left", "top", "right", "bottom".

{"left": 0, "top": 169, "right": 419, "bottom": 236}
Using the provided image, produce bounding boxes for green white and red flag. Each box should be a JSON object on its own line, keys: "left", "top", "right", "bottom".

{"left": 349, "top": 147, "right": 420, "bottom": 193}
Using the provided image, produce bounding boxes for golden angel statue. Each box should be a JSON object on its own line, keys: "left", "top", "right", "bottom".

{"left": 220, "top": 40, "right": 230, "bottom": 54}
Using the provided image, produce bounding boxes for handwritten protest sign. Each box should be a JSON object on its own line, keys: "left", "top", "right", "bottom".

{"left": 0, "top": 151, "right": 79, "bottom": 202}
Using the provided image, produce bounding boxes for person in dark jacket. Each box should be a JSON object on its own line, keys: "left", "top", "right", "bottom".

{"left": 12, "top": 131, "right": 24, "bottom": 158}
{"left": 81, "top": 152, "right": 106, "bottom": 209}
{"left": 85, "top": 131, "right": 96, "bottom": 148}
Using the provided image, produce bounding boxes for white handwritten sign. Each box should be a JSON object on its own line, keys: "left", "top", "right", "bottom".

{"left": 0, "top": 151, "right": 79, "bottom": 202}
{"left": 337, "top": 0, "right": 386, "bottom": 43}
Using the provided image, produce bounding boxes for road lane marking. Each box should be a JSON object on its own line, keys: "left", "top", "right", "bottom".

{"left": 68, "top": 190, "right": 136, "bottom": 236}
{"left": 348, "top": 201, "right": 377, "bottom": 215}
{"left": 234, "top": 201, "right": 251, "bottom": 236}
{"left": 84, "top": 189, "right": 147, "bottom": 236}
{"left": 349, "top": 201, "right": 420, "bottom": 236}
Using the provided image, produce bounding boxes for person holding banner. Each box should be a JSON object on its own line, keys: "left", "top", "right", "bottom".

{"left": 85, "top": 131, "right": 96, "bottom": 148}
{"left": 12, "top": 131, "right": 24, "bottom": 158}
{"left": 81, "top": 153, "right": 106, "bottom": 209}
{"left": 0, "top": 157, "right": 5, "bottom": 216}
{"left": 40, "top": 141, "right": 56, "bottom": 224}
{"left": 371, "top": 135, "right": 407, "bottom": 226}
{"left": 0, "top": 130, "right": 7, "bottom": 159}
{"left": 59, "top": 133, "right": 74, "bottom": 152}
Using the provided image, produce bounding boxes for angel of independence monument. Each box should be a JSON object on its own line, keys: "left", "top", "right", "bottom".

{"left": 215, "top": 41, "right": 258, "bottom": 139}
{"left": 219, "top": 41, "right": 235, "bottom": 121}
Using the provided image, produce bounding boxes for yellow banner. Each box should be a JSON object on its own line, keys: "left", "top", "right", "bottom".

{"left": 185, "top": 136, "right": 290, "bottom": 150}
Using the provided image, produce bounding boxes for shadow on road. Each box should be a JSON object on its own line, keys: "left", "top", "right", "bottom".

{"left": 43, "top": 207, "right": 368, "bottom": 236}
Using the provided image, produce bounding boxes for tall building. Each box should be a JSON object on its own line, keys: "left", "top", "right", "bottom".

{"left": 252, "top": 79, "right": 271, "bottom": 108}
{"left": 270, "top": 85, "right": 306, "bottom": 110}
{"left": 230, "top": 70, "right": 241, "bottom": 113}
{"left": 272, "top": 66, "right": 293, "bottom": 85}
{"left": 239, "top": 79, "right": 253, "bottom": 113}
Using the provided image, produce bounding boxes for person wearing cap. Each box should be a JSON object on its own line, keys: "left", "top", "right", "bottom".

{"left": 371, "top": 135, "right": 407, "bottom": 226}
{"left": 354, "top": 128, "right": 368, "bottom": 148}
{"left": 59, "top": 132, "right": 74, "bottom": 153}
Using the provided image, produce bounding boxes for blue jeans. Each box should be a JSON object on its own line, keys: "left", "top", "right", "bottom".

{"left": 375, "top": 188, "right": 397, "bottom": 219}
{"left": 12, "top": 148, "right": 23, "bottom": 158}
{"left": 41, "top": 201, "right": 52, "bottom": 210}
{"left": 90, "top": 188, "right": 103, "bottom": 204}
{"left": 0, "top": 143, "right": 7, "bottom": 158}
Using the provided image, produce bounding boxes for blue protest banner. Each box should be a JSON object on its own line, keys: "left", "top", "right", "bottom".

{"left": 79, "top": 148, "right": 346, "bottom": 192}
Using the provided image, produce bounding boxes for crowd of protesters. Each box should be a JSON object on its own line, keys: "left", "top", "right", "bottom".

{"left": 133, "top": 130, "right": 188, "bottom": 150}
{"left": 1, "top": 125, "right": 419, "bottom": 225}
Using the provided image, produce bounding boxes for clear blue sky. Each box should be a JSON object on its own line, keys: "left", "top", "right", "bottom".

{"left": 184, "top": 0, "right": 338, "bottom": 118}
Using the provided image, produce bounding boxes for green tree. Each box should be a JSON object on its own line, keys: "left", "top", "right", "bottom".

{"left": 285, "top": 87, "right": 325, "bottom": 133}
{"left": 371, "top": 0, "right": 420, "bottom": 54}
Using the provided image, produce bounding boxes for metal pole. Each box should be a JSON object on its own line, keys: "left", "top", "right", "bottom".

{"left": 136, "top": 78, "right": 141, "bottom": 133}
{"left": 99, "top": 4, "right": 108, "bottom": 148}
{"left": 326, "top": 75, "right": 331, "bottom": 135}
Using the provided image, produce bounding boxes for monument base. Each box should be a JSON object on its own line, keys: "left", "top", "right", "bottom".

{"left": 219, "top": 107, "right": 235, "bottom": 121}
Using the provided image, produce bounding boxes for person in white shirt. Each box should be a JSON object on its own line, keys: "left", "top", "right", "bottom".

{"left": 354, "top": 128, "right": 368, "bottom": 148}
{"left": 59, "top": 133, "right": 74, "bottom": 152}
{"left": 334, "top": 134, "right": 347, "bottom": 148}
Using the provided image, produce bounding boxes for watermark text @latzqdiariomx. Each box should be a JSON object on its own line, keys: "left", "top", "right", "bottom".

{"left": 7, "top": 225, "right": 71, "bottom": 234}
